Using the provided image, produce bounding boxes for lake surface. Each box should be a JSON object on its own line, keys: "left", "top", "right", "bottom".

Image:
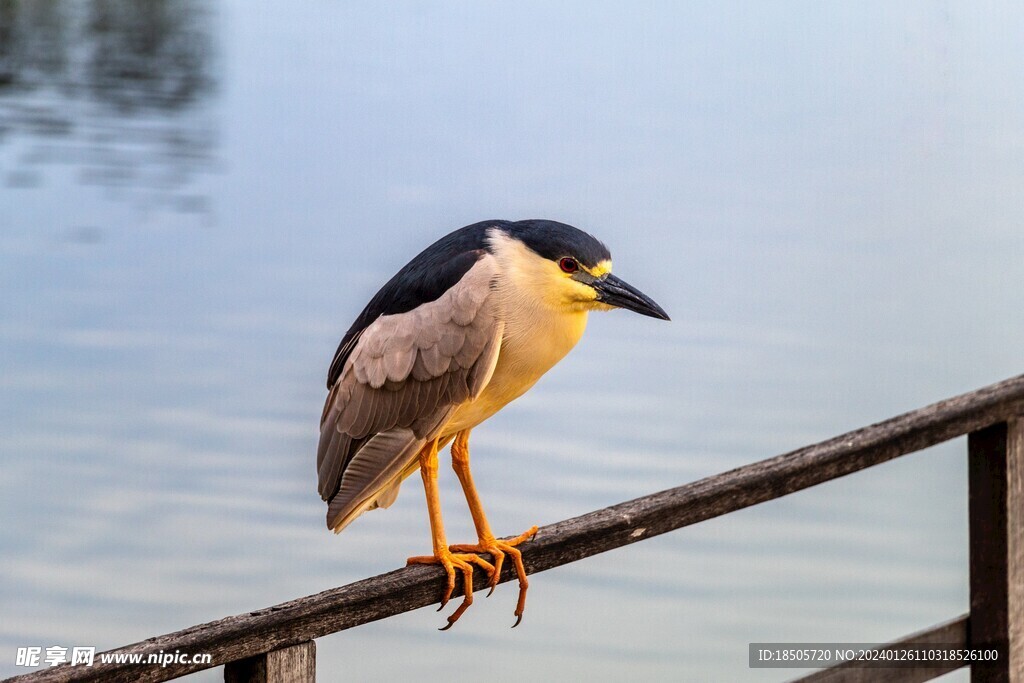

{"left": 2, "top": 2, "right": 1022, "bottom": 680}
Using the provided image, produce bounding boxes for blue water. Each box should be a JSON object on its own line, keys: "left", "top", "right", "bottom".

{"left": 3, "top": 2, "right": 1023, "bottom": 680}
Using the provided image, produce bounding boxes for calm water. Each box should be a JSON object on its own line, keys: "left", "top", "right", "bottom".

{"left": 3, "top": 2, "right": 1023, "bottom": 681}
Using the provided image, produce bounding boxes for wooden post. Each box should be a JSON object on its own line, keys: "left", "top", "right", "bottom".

{"left": 969, "top": 418, "right": 1023, "bottom": 682}
{"left": 224, "top": 641, "right": 315, "bottom": 683}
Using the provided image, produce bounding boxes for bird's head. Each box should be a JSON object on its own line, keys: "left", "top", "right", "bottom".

{"left": 488, "top": 220, "right": 670, "bottom": 320}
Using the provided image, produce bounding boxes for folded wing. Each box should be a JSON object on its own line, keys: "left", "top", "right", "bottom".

{"left": 317, "top": 255, "right": 503, "bottom": 532}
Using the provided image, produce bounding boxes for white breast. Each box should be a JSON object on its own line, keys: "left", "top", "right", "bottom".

{"left": 442, "top": 229, "right": 590, "bottom": 436}
{"left": 443, "top": 307, "right": 587, "bottom": 436}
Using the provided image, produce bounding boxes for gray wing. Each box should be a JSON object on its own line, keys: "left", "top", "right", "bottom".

{"left": 318, "top": 255, "right": 503, "bottom": 532}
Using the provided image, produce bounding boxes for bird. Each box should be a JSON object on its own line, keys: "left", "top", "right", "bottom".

{"left": 317, "top": 219, "right": 669, "bottom": 629}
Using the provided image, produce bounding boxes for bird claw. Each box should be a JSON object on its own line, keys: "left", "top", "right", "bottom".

{"left": 407, "top": 550, "right": 494, "bottom": 629}
{"left": 449, "top": 525, "right": 538, "bottom": 627}
{"left": 409, "top": 525, "right": 537, "bottom": 629}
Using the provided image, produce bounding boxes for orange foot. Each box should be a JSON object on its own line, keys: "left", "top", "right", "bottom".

{"left": 407, "top": 549, "right": 494, "bottom": 630}
{"left": 450, "top": 525, "right": 538, "bottom": 627}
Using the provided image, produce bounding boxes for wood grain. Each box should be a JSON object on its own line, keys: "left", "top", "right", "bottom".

{"left": 1010, "top": 418, "right": 1024, "bottom": 683}
{"left": 223, "top": 641, "right": 314, "bottom": 683}
{"left": 9, "top": 373, "right": 1024, "bottom": 683}
{"left": 968, "top": 418, "right": 1024, "bottom": 683}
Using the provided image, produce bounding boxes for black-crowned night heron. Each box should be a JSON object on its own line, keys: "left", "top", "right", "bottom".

{"left": 317, "top": 219, "right": 669, "bottom": 629}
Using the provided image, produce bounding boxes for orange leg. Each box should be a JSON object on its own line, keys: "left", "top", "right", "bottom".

{"left": 448, "top": 429, "right": 538, "bottom": 627}
{"left": 407, "top": 438, "right": 494, "bottom": 630}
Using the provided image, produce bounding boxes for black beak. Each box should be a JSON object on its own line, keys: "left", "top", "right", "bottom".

{"left": 592, "top": 273, "right": 670, "bottom": 321}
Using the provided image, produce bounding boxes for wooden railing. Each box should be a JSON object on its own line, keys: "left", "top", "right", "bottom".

{"left": 9, "top": 374, "right": 1024, "bottom": 683}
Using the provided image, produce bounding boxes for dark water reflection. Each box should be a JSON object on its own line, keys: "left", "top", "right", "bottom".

{"left": 0, "top": 0, "right": 216, "bottom": 210}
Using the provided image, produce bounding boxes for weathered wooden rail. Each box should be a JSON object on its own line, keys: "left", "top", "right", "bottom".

{"left": 8, "top": 373, "right": 1024, "bottom": 683}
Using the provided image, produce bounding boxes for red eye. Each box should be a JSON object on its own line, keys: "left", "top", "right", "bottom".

{"left": 559, "top": 258, "right": 578, "bottom": 273}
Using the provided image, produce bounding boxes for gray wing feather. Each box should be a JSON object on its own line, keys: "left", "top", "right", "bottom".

{"left": 384, "top": 344, "right": 416, "bottom": 383}
{"left": 366, "top": 357, "right": 387, "bottom": 390}
{"left": 467, "top": 321, "right": 502, "bottom": 395}
{"left": 410, "top": 351, "right": 435, "bottom": 382}
{"left": 318, "top": 255, "right": 502, "bottom": 531}
{"left": 437, "top": 325, "right": 463, "bottom": 357}
{"left": 326, "top": 428, "right": 425, "bottom": 532}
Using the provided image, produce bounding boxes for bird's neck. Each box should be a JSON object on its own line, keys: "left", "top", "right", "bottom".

{"left": 441, "top": 248, "right": 589, "bottom": 436}
{"left": 500, "top": 289, "right": 589, "bottom": 352}
{"left": 484, "top": 227, "right": 592, "bottom": 379}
